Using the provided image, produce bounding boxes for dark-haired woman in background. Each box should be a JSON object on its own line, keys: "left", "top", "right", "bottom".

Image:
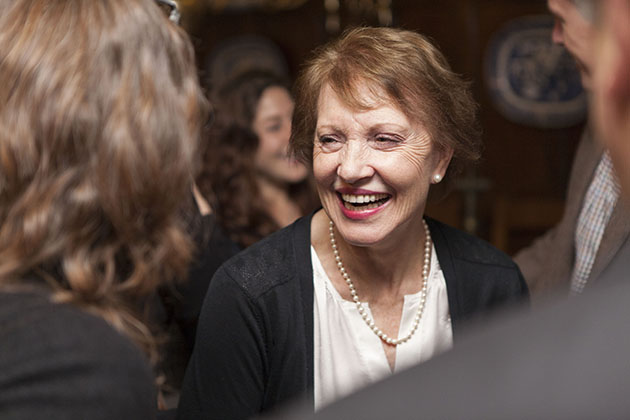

{"left": 0, "top": 0, "right": 207, "bottom": 418}
{"left": 196, "top": 70, "right": 319, "bottom": 249}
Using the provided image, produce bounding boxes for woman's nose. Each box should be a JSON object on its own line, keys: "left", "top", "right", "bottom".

{"left": 337, "top": 141, "right": 374, "bottom": 183}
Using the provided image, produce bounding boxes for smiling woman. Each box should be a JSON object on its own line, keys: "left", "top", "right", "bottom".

{"left": 177, "top": 27, "right": 529, "bottom": 420}
{"left": 312, "top": 83, "right": 450, "bottom": 246}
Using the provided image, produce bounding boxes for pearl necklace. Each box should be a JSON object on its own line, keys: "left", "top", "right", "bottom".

{"left": 328, "top": 219, "right": 431, "bottom": 346}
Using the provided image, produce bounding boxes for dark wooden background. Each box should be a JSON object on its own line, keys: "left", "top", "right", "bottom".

{"left": 180, "top": 0, "right": 585, "bottom": 255}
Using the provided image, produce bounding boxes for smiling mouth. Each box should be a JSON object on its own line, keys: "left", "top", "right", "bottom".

{"left": 339, "top": 193, "right": 391, "bottom": 211}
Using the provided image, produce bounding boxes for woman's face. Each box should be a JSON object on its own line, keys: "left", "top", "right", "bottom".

{"left": 313, "top": 83, "right": 452, "bottom": 248}
{"left": 252, "top": 86, "right": 308, "bottom": 184}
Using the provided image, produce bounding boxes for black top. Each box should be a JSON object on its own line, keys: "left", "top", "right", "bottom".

{"left": 164, "top": 213, "right": 241, "bottom": 347}
{"left": 156, "top": 214, "right": 241, "bottom": 394}
{"left": 0, "top": 289, "right": 157, "bottom": 420}
{"left": 177, "top": 213, "right": 529, "bottom": 420}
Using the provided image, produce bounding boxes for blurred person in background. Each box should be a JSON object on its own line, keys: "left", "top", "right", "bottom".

{"left": 591, "top": 0, "right": 630, "bottom": 196}
{"left": 196, "top": 70, "right": 319, "bottom": 249}
{"left": 0, "top": 0, "right": 207, "bottom": 418}
{"left": 514, "top": 0, "right": 630, "bottom": 300}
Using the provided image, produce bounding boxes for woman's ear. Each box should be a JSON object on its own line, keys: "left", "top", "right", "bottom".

{"left": 432, "top": 147, "right": 454, "bottom": 183}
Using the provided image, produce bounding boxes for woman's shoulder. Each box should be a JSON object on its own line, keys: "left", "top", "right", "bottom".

{"left": 426, "top": 218, "right": 529, "bottom": 309}
{"left": 426, "top": 217, "right": 517, "bottom": 269}
{"left": 0, "top": 289, "right": 149, "bottom": 358}
{"left": 215, "top": 213, "right": 313, "bottom": 298}
{"left": 0, "top": 289, "right": 156, "bottom": 419}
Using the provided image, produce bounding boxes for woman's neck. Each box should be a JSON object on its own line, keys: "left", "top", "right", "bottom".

{"left": 257, "top": 176, "right": 302, "bottom": 228}
{"left": 192, "top": 183, "right": 212, "bottom": 216}
{"left": 311, "top": 210, "right": 429, "bottom": 299}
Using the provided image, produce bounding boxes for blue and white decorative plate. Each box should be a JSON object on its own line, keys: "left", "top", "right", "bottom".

{"left": 484, "top": 15, "right": 587, "bottom": 129}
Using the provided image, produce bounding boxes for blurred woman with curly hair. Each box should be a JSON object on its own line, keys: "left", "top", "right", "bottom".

{"left": 196, "top": 70, "right": 319, "bottom": 249}
{"left": 0, "top": 0, "right": 207, "bottom": 418}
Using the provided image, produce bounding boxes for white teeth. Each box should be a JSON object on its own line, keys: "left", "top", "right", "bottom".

{"left": 341, "top": 193, "right": 389, "bottom": 204}
{"left": 343, "top": 201, "right": 381, "bottom": 210}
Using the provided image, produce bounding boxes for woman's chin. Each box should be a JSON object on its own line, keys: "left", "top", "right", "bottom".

{"left": 335, "top": 227, "right": 386, "bottom": 248}
{"left": 326, "top": 212, "right": 387, "bottom": 247}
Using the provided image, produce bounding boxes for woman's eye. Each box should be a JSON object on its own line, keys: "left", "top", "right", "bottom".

{"left": 317, "top": 135, "right": 342, "bottom": 151}
{"left": 265, "top": 123, "right": 282, "bottom": 133}
{"left": 373, "top": 136, "right": 401, "bottom": 147}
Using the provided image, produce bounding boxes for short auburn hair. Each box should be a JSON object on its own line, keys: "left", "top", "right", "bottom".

{"left": 291, "top": 26, "right": 481, "bottom": 179}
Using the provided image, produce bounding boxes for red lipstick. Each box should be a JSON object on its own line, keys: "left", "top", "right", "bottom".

{"left": 336, "top": 190, "right": 390, "bottom": 220}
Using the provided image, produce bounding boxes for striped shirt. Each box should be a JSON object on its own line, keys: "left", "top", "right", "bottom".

{"left": 571, "top": 151, "right": 620, "bottom": 294}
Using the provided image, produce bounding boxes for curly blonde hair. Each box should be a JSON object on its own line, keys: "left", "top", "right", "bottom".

{"left": 0, "top": 0, "right": 208, "bottom": 362}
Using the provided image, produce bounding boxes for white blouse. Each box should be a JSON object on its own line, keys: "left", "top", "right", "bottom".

{"left": 312, "top": 244, "right": 453, "bottom": 410}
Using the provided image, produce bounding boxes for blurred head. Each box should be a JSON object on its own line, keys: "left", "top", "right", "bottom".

{"left": 253, "top": 85, "right": 308, "bottom": 185}
{"left": 548, "top": 0, "right": 597, "bottom": 88}
{"left": 591, "top": 0, "right": 630, "bottom": 195}
{"left": 291, "top": 27, "right": 480, "bottom": 246}
{"left": 0, "top": 0, "right": 208, "bottom": 356}
{"left": 198, "top": 70, "right": 313, "bottom": 247}
{"left": 214, "top": 70, "right": 307, "bottom": 186}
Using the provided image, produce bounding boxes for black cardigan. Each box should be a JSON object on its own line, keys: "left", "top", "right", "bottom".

{"left": 177, "top": 213, "right": 529, "bottom": 420}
